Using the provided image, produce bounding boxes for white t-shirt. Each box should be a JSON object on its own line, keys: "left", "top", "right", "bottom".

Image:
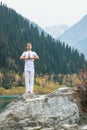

{"left": 22, "top": 50, "right": 37, "bottom": 70}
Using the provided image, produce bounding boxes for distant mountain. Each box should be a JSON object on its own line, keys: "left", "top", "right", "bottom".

{"left": 60, "top": 15, "right": 87, "bottom": 59}
{"left": 44, "top": 24, "right": 69, "bottom": 39}
{"left": 29, "top": 21, "right": 48, "bottom": 36}
{"left": 0, "top": 3, "right": 86, "bottom": 75}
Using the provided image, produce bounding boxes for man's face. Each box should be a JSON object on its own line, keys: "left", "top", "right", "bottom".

{"left": 26, "top": 44, "right": 32, "bottom": 50}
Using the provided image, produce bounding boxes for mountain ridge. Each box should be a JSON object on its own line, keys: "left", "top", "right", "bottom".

{"left": 44, "top": 24, "right": 69, "bottom": 39}
{"left": 0, "top": 3, "right": 86, "bottom": 75}
{"left": 60, "top": 14, "right": 87, "bottom": 59}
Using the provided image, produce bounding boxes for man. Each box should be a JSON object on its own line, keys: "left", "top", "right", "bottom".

{"left": 20, "top": 42, "right": 39, "bottom": 94}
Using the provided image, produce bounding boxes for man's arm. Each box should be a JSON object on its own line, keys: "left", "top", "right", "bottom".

{"left": 20, "top": 53, "right": 39, "bottom": 60}
{"left": 30, "top": 54, "right": 39, "bottom": 60}
{"left": 20, "top": 55, "right": 25, "bottom": 60}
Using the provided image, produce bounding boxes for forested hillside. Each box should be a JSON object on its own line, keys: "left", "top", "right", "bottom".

{"left": 0, "top": 3, "right": 86, "bottom": 75}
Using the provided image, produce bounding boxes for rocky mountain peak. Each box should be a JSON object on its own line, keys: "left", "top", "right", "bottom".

{"left": 44, "top": 24, "right": 69, "bottom": 39}
{"left": 60, "top": 14, "right": 87, "bottom": 59}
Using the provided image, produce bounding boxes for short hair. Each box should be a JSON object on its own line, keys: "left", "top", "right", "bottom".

{"left": 26, "top": 42, "right": 32, "bottom": 46}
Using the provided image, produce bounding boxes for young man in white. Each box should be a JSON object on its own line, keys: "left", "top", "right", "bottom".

{"left": 20, "top": 43, "right": 39, "bottom": 94}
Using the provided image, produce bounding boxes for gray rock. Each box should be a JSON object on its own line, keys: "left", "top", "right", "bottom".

{"left": 0, "top": 87, "right": 84, "bottom": 130}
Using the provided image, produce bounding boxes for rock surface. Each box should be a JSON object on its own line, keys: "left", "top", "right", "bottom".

{"left": 0, "top": 87, "right": 87, "bottom": 130}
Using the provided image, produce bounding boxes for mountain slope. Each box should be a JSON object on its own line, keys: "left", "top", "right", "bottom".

{"left": 29, "top": 21, "right": 48, "bottom": 36}
{"left": 44, "top": 24, "right": 69, "bottom": 39}
{"left": 75, "top": 36, "right": 87, "bottom": 57}
{"left": 60, "top": 15, "right": 87, "bottom": 58}
{"left": 0, "top": 3, "right": 86, "bottom": 74}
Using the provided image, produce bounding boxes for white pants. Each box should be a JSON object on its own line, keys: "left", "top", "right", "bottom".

{"left": 25, "top": 68, "right": 34, "bottom": 93}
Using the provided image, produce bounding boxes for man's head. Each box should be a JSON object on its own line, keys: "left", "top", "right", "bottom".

{"left": 26, "top": 43, "right": 32, "bottom": 50}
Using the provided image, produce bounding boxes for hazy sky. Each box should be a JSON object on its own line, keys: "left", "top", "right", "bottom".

{"left": 1, "top": 0, "right": 87, "bottom": 28}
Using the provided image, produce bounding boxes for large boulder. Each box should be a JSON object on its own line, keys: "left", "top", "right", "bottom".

{"left": 0, "top": 87, "right": 86, "bottom": 130}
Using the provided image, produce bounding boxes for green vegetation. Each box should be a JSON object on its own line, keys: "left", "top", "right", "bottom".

{"left": 0, "top": 3, "right": 86, "bottom": 74}
{"left": 0, "top": 73, "right": 82, "bottom": 95}
{"left": 0, "top": 3, "right": 86, "bottom": 94}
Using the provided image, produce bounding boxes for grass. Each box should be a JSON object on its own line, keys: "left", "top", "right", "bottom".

{"left": 0, "top": 82, "right": 60, "bottom": 95}
{"left": 0, "top": 73, "right": 81, "bottom": 95}
{"left": 0, "top": 87, "right": 25, "bottom": 95}
{"left": 34, "top": 83, "right": 59, "bottom": 94}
